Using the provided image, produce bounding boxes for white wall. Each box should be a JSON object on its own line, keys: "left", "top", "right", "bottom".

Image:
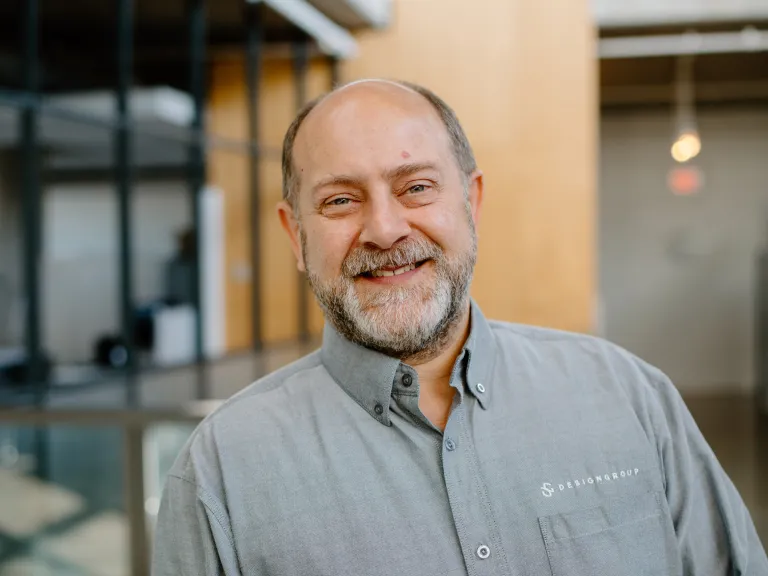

{"left": 42, "top": 182, "right": 189, "bottom": 362}
{"left": 600, "top": 106, "right": 768, "bottom": 394}
{"left": 593, "top": 0, "right": 768, "bottom": 27}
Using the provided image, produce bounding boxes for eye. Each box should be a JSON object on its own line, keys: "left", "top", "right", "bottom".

{"left": 319, "top": 195, "right": 359, "bottom": 217}
{"left": 407, "top": 184, "right": 428, "bottom": 194}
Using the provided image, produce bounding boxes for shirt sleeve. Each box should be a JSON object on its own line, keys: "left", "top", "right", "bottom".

{"left": 152, "top": 474, "right": 242, "bottom": 576}
{"left": 645, "top": 368, "right": 768, "bottom": 575}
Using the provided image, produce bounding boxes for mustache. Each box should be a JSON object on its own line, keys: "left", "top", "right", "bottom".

{"left": 342, "top": 237, "right": 443, "bottom": 277}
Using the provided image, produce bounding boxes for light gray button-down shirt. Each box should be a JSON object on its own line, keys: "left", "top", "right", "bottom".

{"left": 153, "top": 301, "right": 768, "bottom": 575}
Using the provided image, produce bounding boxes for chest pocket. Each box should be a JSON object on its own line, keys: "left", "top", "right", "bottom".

{"left": 538, "top": 490, "right": 680, "bottom": 576}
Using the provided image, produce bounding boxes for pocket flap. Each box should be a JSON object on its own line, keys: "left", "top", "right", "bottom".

{"left": 540, "top": 490, "right": 662, "bottom": 541}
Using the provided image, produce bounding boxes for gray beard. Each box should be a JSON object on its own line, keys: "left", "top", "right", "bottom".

{"left": 302, "top": 228, "right": 477, "bottom": 362}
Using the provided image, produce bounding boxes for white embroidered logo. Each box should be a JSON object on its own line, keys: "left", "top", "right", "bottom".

{"left": 540, "top": 468, "right": 640, "bottom": 498}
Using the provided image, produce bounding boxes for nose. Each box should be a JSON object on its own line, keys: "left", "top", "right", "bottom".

{"left": 358, "top": 193, "right": 411, "bottom": 250}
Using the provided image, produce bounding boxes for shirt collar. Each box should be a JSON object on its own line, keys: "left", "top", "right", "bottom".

{"left": 462, "top": 300, "right": 496, "bottom": 409}
{"left": 321, "top": 299, "right": 497, "bottom": 425}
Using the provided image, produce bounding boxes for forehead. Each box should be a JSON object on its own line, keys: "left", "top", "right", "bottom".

{"left": 293, "top": 84, "right": 454, "bottom": 180}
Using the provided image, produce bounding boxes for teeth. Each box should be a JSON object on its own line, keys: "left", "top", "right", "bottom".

{"left": 371, "top": 263, "right": 416, "bottom": 278}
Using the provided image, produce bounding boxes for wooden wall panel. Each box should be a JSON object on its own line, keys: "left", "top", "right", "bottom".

{"left": 259, "top": 60, "right": 332, "bottom": 343}
{"left": 208, "top": 56, "right": 331, "bottom": 350}
{"left": 258, "top": 62, "right": 298, "bottom": 344}
{"left": 208, "top": 59, "right": 253, "bottom": 351}
{"left": 342, "top": 0, "right": 597, "bottom": 333}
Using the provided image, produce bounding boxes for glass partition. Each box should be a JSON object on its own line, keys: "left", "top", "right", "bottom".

{"left": 0, "top": 418, "right": 199, "bottom": 576}
{"left": 0, "top": 425, "right": 128, "bottom": 576}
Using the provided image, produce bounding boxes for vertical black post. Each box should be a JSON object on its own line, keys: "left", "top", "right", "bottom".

{"left": 293, "top": 38, "right": 310, "bottom": 343}
{"left": 20, "top": 0, "right": 43, "bottom": 393}
{"left": 246, "top": 3, "right": 263, "bottom": 350}
{"left": 115, "top": 0, "right": 137, "bottom": 403}
{"left": 21, "top": 0, "right": 48, "bottom": 481}
{"left": 188, "top": 0, "right": 207, "bottom": 383}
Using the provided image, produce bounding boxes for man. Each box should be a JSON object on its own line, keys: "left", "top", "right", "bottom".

{"left": 153, "top": 80, "right": 767, "bottom": 575}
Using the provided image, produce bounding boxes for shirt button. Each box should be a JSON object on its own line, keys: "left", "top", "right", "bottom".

{"left": 402, "top": 373, "right": 413, "bottom": 387}
{"left": 444, "top": 438, "right": 456, "bottom": 451}
{"left": 476, "top": 544, "right": 491, "bottom": 559}
{"left": 374, "top": 403, "right": 384, "bottom": 415}
{"left": 476, "top": 382, "right": 486, "bottom": 394}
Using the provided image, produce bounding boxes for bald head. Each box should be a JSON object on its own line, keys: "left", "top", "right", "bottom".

{"left": 281, "top": 79, "right": 476, "bottom": 211}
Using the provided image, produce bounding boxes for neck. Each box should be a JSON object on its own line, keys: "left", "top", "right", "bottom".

{"left": 404, "top": 302, "right": 471, "bottom": 430}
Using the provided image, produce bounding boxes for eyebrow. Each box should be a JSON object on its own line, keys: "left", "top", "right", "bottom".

{"left": 311, "top": 175, "right": 367, "bottom": 195}
{"left": 381, "top": 162, "right": 440, "bottom": 182}
{"left": 311, "top": 162, "right": 440, "bottom": 195}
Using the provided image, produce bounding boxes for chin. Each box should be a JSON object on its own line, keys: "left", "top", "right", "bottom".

{"left": 358, "top": 294, "right": 446, "bottom": 336}
{"left": 360, "top": 291, "right": 434, "bottom": 318}
{"left": 357, "top": 282, "right": 434, "bottom": 309}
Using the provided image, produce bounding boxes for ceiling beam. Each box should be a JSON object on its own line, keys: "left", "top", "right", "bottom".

{"left": 599, "top": 28, "right": 768, "bottom": 59}
{"left": 308, "top": 0, "right": 391, "bottom": 29}
{"left": 594, "top": 2, "right": 768, "bottom": 30}
{"left": 602, "top": 80, "right": 768, "bottom": 105}
{"left": 248, "top": 0, "right": 358, "bottom": 58}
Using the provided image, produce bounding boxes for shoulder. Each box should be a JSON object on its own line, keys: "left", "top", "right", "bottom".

{"left": 167, "top": 350, "right": 329, "bottom": 483}
{"left": 209, "top": 349, "right": 327, "bottom": 417}
{"left": 488, "top": 319, "right": 674, "bottom": 398}
{"left": 487, "top": 319, "right": 682, "bottom": 443}
{"left": 488, "top": 319, "right": 624, "bottom": 361}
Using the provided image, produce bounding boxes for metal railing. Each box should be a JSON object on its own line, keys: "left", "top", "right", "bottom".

{"left": 0, "top": 403, "right": 219, "bottom": 576}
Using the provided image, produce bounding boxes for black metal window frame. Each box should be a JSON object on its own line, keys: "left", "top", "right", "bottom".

{"left": 2, "top": 0, "right": 327, "bottom": 404}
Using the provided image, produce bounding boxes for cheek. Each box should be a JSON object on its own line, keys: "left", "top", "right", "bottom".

{"left": 415, "top": 202, "right": 471, "bottom": 251}
{"left": 304, "top": 223, "right": 357, "bottom": 276}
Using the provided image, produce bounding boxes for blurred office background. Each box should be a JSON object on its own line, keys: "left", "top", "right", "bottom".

{"left": 0, "top": 0, "right": 766, "bottom": 574}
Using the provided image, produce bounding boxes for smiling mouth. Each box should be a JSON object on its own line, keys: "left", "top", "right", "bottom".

{"left": 359, "top": 260, "right": 429, "bottom": 278}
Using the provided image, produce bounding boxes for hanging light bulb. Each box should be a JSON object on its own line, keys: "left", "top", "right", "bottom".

{"left": 671, "top": 55, "right": 701, "bottom": 163}
{"left": 671, "top": 129, "right": 701, "bottom": 163}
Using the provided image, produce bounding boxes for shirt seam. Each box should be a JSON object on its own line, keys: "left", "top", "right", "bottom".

{"left": 168, "top": 473, "right": 236, "bottom": 550}
{"left": 603, "top": 353, "right": 669, "bottom": 493}
{"left": 199, "top": 353, "right": 324, "bottom": 426}
{"left": 490, "top": 320, "right": 602, "bottom": 344}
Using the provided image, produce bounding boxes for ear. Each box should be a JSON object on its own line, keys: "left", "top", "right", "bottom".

{"left": 277, "top": 201, "right": 306, "bottom": 272}
{"left": 466, "top": 169, "right": 484, "bottom": 230}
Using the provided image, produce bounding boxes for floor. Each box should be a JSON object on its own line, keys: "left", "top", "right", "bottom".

{"left": 0, "top": 343, "right": 766, "bottom": 574}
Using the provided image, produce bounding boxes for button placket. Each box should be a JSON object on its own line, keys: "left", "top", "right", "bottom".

{"left": 440, "top": 395, "right": 508, "bottom": 575}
